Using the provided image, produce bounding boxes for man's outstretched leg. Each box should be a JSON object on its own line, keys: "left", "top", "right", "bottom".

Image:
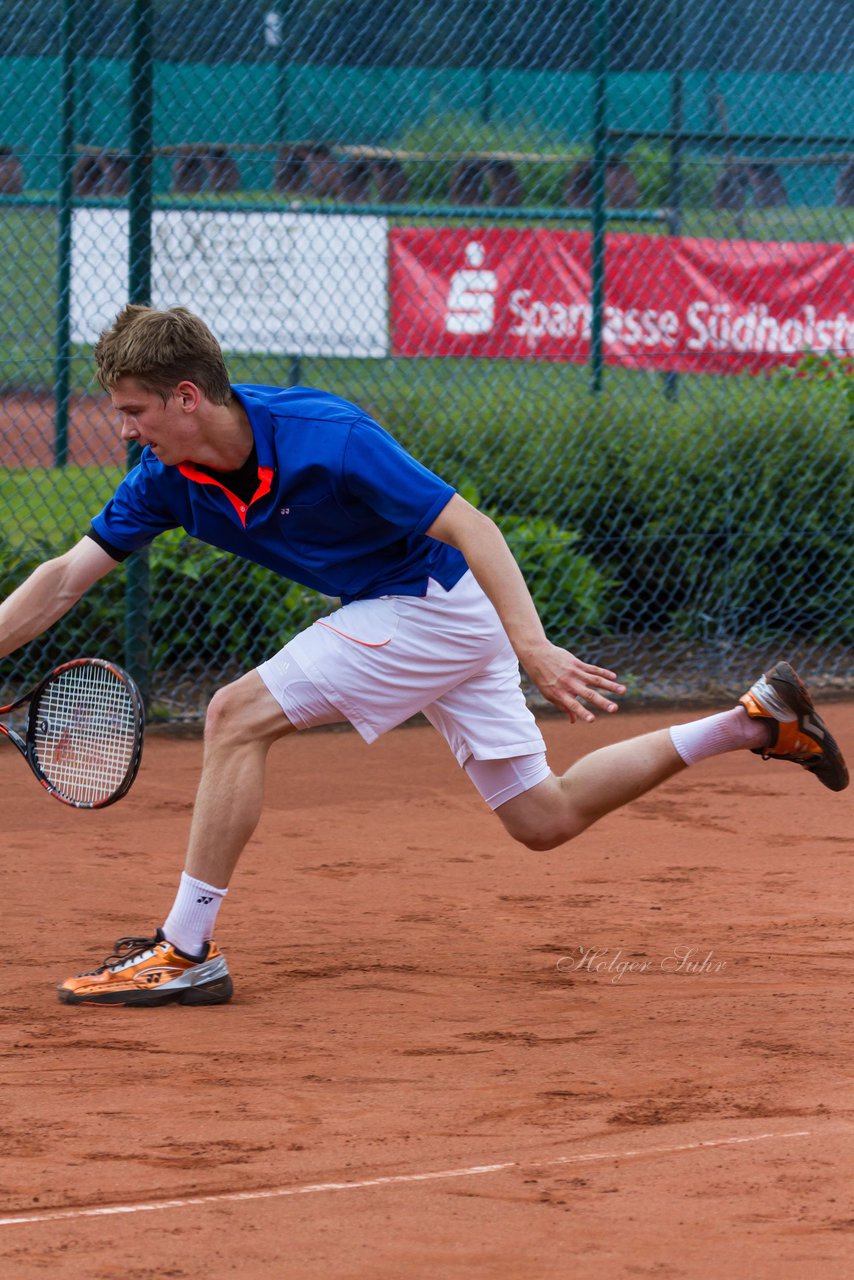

{"left": 58, "top": 673, "right": 294, "bottom": 1006}
{"left": 497, "top": 661, "right": 849, "bottom": 850}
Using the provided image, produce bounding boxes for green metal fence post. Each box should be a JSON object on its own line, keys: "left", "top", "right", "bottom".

{"left": 482, "top": 0, "right": 497, "bottom": 125}
{"left": 54, "top": 0, "right": 78, "bottom": 469}
{"left": 263, "top": 9, "right": 300, "bottom": 388}
{"left": 663, "top": 0, "right": 684, "bottom": 402}
{"left": 590, "top": 0, "right": 609, "bottom": 396}
{"left": 271, "top": 4, "right": 289, "bottom": 155}
{"left": 129, "top": 0, "right": 153, "bottom": 309}
{"left": 125, "top": 0, "right": 154, "bottom": 705}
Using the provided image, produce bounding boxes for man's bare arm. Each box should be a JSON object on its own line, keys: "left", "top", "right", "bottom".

{"left": 0, "top": 535, "right": 121, "bottom": 660}
{"left": 426, "top": 494, "right": 625, "bottom": 722}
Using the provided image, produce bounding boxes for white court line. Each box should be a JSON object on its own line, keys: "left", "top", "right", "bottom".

{"left": 0, "top": 1129, "right": 812, "bottom": 1228}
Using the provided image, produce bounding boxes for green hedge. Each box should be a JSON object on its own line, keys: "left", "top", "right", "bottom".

{"left": 381, "top": 362, "right": 853, "bottom": 643}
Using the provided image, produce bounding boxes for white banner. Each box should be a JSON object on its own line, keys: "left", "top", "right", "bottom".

{"left": 71, "top": 208, "right": 389, "bottom": 358}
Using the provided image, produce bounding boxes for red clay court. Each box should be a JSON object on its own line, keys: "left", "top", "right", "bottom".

{"left": 0, "top": 394, "right": 121, "bottom": 468}
{"left": 1, "top": 705, "right": 852, "bottom": 1278}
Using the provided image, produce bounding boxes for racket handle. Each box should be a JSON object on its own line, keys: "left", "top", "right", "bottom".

{"left": 0, "top": 721, "right": 27, "bottom": 756}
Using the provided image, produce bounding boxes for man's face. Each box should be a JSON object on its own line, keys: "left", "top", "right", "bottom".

{"left": 110, "top": 376, "right": 198, "bottom": 466}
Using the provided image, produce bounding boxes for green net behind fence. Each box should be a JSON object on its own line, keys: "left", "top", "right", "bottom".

{"left": 1, "top": 0, "right": 852, "bottom": 717}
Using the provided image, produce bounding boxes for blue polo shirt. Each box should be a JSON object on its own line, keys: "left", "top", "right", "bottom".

{"left": 89, "top": 385, "right": 468, "bottom": 602}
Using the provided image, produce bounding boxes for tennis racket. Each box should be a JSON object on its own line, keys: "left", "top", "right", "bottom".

{"left": 0, "top": 658, "right": 144, "bottom": 808}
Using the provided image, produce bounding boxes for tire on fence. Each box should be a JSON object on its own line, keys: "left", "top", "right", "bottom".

{"left": 340, "top": 156, "right": 410, "bottom": 203}
{"left": 374, "top": 158, "right": 409, "bottom": 202}
{"left": 274, "top": 145, "right": 313, "bottom": 194}
{"left": 339, "top": 158, "right": 373, "bottom": 202}
{"left": 449, "top": 158, "right": 523, "bottom": 206}
{"left": 100, "top": 154, "right": 130, "bottom": 196}
{"left": 712, "top": 163, "right": 749, "bottom": 211}
{"left": 0, "top": 147, "right": 23, "bottom": 194}
{"left": 305, "top": 145, "right": 344, "bottom": 198}
{"left": 172, "top": 147, "right": 208, "bottom": 194}
{"left": 275, "top": 145, "right": 344, "bottom": 198}
{"left": 73, "top": 152, "right": 105, "bottom": 196}
{"left": 449, "top": 159, "right": 482, "bottom": 205}
{"left": 207, "top": 145, "right": 240, "bottom": 192}
{"left": 748, "top": 163, "right": 787, "bottom": 207}
{"left": 565, "top": 158, "right": 639, "bottom": 208}
{"left": 487, "top": 160, "right": 523, "bottom": 206}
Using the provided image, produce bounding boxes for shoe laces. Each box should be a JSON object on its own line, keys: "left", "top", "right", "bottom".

{"left": 88, "top": 934, "right": 162, "bottom": 975}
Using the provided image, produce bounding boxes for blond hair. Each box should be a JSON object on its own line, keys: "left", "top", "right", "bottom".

{"left": 94, "top": 305, "right": 232, "bottom": 405}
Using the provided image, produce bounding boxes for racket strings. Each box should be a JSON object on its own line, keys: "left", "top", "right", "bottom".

{"left": 31, "top": 664, "right": 138, "bottom": 805}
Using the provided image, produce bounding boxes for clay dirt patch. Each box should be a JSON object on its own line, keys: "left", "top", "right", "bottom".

{"left": 1, "top": 706, "right": 852, "bottom": 1277}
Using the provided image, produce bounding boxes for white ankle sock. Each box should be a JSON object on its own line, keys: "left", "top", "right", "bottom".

{"left": 162, "top": 872, "right": 228, "bottom": 957}
{"left": 669, "top": 707, "right": 770, "bottom": 767}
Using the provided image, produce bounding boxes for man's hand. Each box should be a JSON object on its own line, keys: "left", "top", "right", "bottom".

{"left": 521, "top": 640, "right": 626, "bottom": 723}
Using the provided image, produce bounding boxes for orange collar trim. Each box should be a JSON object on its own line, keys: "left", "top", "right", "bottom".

{"left": 178, "top": 463, "right": 275, "bottom": 528}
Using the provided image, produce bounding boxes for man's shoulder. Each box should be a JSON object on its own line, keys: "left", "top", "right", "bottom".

{"left": 233, "top": 383, "right": 365, "bottom": 426}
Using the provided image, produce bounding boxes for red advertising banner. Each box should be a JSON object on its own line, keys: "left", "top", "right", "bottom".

{"left": 389, "top": 227, "right": 853, "bottom": 375}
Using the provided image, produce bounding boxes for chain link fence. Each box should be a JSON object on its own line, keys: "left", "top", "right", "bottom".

{"left": 1, "top": 0, "right": 852, "bottom": 718}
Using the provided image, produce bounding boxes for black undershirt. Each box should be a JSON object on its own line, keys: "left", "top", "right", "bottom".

{"left": 194, "top": 440, "right": 259, "bottom": 504}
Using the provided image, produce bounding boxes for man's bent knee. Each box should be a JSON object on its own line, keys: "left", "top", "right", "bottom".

{"left": 503, "top": 818, "right": 578, "bottom": 852}
{"left": 205, "top": 671, "right": 296, "bottom": 750}
{"left": 495, "top": 776, "right": 584, "bottom": 851}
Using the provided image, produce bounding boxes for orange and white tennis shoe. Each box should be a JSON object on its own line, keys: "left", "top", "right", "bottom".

{"left": 739, "top": 661, "right": 848, "bottom": 792}
{"left": 58, "top": 929, "right": 233, "bottom": 1006}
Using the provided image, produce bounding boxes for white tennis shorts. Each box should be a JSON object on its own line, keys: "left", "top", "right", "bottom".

{"left": 256, "top": 571, "right": 550, "bottom": 809}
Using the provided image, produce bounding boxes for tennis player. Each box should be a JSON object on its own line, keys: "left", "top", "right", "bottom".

{"left": 0, "top": 306, "right": 847, "bottom": 1006}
